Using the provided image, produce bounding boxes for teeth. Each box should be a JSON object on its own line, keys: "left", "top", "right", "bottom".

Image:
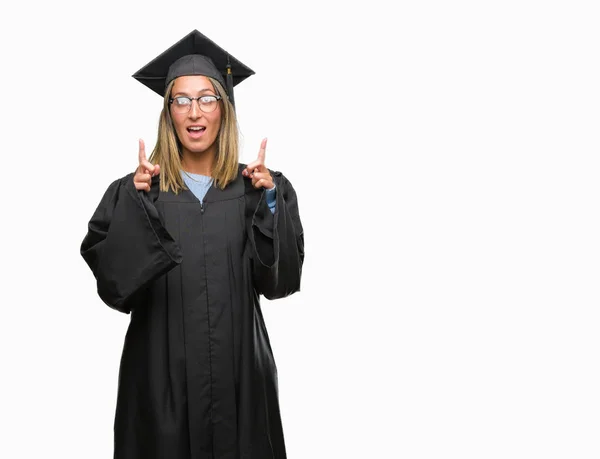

{"left": 189, "top": 126, "right": 204, "bottom": 131}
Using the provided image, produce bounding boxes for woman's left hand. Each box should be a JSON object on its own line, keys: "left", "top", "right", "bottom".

{"left": 243, "top": 138, "right": 274, "bottom": 190}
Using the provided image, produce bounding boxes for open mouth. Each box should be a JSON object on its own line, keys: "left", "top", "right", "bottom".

{"left": 187, "top": 126, "right": 206, "bottom": 138}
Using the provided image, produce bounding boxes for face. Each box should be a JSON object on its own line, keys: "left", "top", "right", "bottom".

{"left": 169, "top": 75, "right": 222, "bottom": 157}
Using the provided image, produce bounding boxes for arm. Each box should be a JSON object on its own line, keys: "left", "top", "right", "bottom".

{"left": 250, "top": 172, "right": 304, "bottom": 300}
{"left": 80, "top": 174, "right": 183, "bottom": 313}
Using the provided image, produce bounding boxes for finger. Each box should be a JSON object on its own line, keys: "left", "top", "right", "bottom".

{"left": 245, "top": 161, "right": 262, "bottom": 174}
{"left": 138, "top": 139, "right": 147, "bottom": 164}
{"left": 140, "top": 159, "right": 156, "bottom": 175}
{"left": 135, "top": 173, "right": 152, "bottom": 183}
{"left": 251, "top": 171, "right": 271, "bottom": 182}
{"left": 152, "top": 164, "right": 161, "bottom": 177}
{"left": 253, "top": 176, "right": 272, "bottom": 188}
{"left": 245, "top": 139, "right": 268, "bottom": 175}
{"left": 134, "top": 181, "right": 151, "bottom": 192}
{"left": 253, "top": 179, "right": 274, "bottom": 190}
{"left": 253, "top": 178, "right": 273, "bottom": 189}
{"left": 245, "top": 162, "right": 266, "bottom": 177}
{"left": 137, "top": 139, "right": 156, "bottom": 174}
{"left": 257, "top": 137, "right": 267, "bottom": 163}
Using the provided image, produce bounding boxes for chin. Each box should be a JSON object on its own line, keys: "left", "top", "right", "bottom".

{"left": 182, "top": 139, "right": 217, "bottom": 155}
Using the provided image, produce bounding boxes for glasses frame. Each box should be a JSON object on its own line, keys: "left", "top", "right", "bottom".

{"left": 168, "top": 95, "right": 223, "bottom": 114}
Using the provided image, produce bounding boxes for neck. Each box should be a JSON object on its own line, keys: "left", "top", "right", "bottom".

{"left": 181, "top": 146, "right": 216, "bottom": 176}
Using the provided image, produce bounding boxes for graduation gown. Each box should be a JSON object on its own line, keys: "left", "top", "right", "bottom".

{"left": 80, "top": 164, "right": 304, "bottom": 459}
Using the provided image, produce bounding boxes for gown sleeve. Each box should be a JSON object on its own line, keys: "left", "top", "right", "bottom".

{"left": 249, "top": 171, "right": 305, "bottom": 300}
{"left": 80, "top": 173, "right": 183, "bottom": 313}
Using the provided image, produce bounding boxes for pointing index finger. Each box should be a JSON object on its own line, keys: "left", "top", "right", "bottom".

{"left": 138, "top": 138, "right": 146, "bottom": 164}
{"left": 243, "top": 137, "right": 268, "bottom": 177}
{"left": 258, "top": 137, "right": 267, "bottom": 163}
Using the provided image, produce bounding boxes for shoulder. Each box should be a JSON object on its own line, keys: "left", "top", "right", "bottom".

{"left": 107, "top": 171, "right": 135, "bottom": 188}
{"left": 101, "top": 171, "right": 146, "bottom": 201}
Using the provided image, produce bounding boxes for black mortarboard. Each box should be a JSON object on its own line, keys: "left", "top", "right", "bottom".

{"left": 132, "top": 29, "right": 255, "bottom": 108}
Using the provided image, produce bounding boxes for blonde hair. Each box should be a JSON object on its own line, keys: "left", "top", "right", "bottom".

{"left": 148, "top": 77, "right": 239, "bottom": 193}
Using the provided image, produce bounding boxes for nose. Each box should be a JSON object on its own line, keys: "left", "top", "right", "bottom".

{"left": 188, "top": 99, "right": 202, "bottom": 119}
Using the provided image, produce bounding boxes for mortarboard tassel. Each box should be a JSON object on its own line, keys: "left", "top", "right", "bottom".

{"left": 226, "top": 55, "right": 235, "bottom": 109}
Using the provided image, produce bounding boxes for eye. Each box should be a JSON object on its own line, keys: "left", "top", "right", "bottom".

{"left": 199, "top": 95, "right": 217, "bottom": 103}
{"left": 174, "top": 97, "right": 192, "bottom": 105}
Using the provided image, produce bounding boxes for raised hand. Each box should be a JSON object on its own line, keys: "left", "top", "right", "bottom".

{"left": 133, "top": 139, "right": 160, "bottom": 192}
{"left": 242, "top": 138, "right": 274, "bottom": 190}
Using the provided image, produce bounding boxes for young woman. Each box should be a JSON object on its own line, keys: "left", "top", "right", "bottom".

{"left": 80, "top": 30, "right": 304, "bottom": 459}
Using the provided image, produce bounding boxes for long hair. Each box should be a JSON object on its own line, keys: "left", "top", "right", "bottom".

{"left": 148, "top": 77, "right": 239, "bottom": 193}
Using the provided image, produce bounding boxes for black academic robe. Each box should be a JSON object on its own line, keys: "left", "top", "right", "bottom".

{"left": 80, "top": 164, "right": 304, "bottom": 459}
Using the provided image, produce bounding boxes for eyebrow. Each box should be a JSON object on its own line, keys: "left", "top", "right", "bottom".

{"left": 172, "top": 88, "right": 215, "bottom": 97}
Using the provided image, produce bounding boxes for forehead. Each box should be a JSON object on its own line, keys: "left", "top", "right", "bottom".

{"left": 172, "top": 75, "right": 214, "bottom": 94}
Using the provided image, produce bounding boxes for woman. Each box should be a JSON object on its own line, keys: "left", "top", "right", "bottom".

{"left": 80, "top": 30, "right": 304, "bottom": 459}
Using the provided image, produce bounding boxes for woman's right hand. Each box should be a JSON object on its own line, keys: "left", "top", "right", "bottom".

{"left": 133, "top": 139, "right": 160, "bottom": 192}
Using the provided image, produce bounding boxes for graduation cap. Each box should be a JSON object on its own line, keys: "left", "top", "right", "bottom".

{"left": 132, "top": 29, "right": 255, "bottom": 108}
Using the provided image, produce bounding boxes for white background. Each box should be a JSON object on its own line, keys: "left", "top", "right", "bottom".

{"left": 1, "top": 0, "right": 599, "bottom": 458}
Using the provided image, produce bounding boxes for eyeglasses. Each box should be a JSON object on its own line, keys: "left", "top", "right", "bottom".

{"left": 169, "top": 95, "right": 222, "bottom": 114}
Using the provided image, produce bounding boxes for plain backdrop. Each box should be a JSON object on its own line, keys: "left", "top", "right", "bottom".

{"left": 1, "top": 0, "right": 599, "bottom": 458}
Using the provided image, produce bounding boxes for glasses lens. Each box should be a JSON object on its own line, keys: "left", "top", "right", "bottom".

{"left": 199, "top": 96, "right": 218, "bottom": 113}
{"left": 172, "top": 97, "right": 192, "bottom": 114}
